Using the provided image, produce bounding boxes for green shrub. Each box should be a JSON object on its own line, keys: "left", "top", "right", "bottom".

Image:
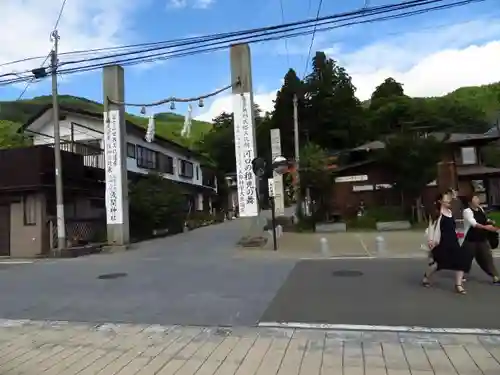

{"left": 488, "top": 211, "right": 500, "bottom": 224}
{"left": 129, "top": 173, "right": 187, "bottom": 239}
{"left": 294, "top": 216, "right": 316, "bottom": 232}
{"left": 364, "top": 206, "right": 406, "bottom": 221}
{"left": 347, "top": 216, "right": 377, "bottom": 229}
{"left": 346, "top": 206, "right": 407, "bottom": 229}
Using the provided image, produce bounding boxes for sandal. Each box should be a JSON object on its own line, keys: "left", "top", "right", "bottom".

{"left": 455, "top": 284, "right": 467, "bottom": 294}
{"left": 422, "top": 274, "right": 431, "bottom": 287}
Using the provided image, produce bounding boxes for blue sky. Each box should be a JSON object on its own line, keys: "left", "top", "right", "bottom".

{"left": 0, "top": 0, "right": 499, "bottom": 122}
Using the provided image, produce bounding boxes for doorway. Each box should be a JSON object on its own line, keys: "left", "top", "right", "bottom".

{"left": 0, "top": 205, "right": 10, "bottom": 256}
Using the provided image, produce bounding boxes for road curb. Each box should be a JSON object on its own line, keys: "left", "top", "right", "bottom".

{"left": 257, "top": 321, "right": 500, "bottom": 335}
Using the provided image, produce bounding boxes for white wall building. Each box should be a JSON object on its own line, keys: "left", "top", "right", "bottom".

{"left": 21, "top": 105, "right": 217, "bottom": 211}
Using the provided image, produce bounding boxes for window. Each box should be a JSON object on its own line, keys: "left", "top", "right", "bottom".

{"left": 136, "top": 146, "right": 157, "bottom": 169}
{"left": 196, "top": 166, "right": 199, "bottom": 180}
{"left": 179, "top": 160, "right": 194, "bottom": 178}
{"left": 461, "top": 147, "right": 477, "bottom": 165}
{"left": 126, "top": 143, "right": 136, "bottom": 158}
{"left": 23, "top": 195, "right": 37, "bottom": 225}
{"left": 158, "top": 154, "right": 174, "bottom": 174}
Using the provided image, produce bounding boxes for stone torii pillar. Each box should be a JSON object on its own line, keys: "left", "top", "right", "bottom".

{"left": 103, "top": 65, "right": 130, "bottom": 249}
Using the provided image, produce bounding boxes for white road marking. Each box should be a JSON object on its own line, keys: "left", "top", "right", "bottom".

{"left": 355, "top": 234, "right": 373, "bottom": 257}
{"left": 257, "top": 321, "right": 500, "bottom": 335}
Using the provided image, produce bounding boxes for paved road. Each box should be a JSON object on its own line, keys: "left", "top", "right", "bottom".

{"left": 0, "top": 219, "right": 295, "bottom": 326}
{"left": 260, "top": 258, "right": 500, "bottom": 329}
{"left": 2, "top": 219, "right": 500, "bottom": 331}
{"left": 1, "top": 319, "right": 500, "bottom": 375}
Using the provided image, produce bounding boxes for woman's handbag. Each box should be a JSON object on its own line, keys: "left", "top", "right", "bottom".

{"left": 425, "top": 215, "right": 442, "bottom": 250}
{"left": 484, "top": 210, "right": 499, "bottom": 249}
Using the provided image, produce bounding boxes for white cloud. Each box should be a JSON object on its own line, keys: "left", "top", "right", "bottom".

{"left": 350, "top": 40, "right": 500, "bottom": 100}
{"left": 167, "top": 0, "right": 215, "bottom": 10}
{"left": 337, "top": 19, "right": 500, "bottom": 100}
{"left": 167, "top": 0, "right": 188, "bottom": 8}
{"left": 194, "top": 0, "right": 215, "bottom": 9}
{"left": 0, "top": 0, "right": 143, "bottom": 84}
{"left": 196, "top": 19, "right": 500, "bottom": 122}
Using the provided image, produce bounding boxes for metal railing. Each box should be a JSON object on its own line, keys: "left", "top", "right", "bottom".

{"left": 46, "top": 141, "right": 105, "bottom": 169}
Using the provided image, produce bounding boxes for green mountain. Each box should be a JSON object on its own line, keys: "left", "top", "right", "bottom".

{"left": 442, "top": 82, "right": 500, "bottom": 120}
{"left": 0, "top": 94, "right": 213, "bottom": 148}
{"left": 362, "top": 81, "right": 500, "bottom": 122}
{"left": 1, "top": 81, "right": 499, "bottom": 149}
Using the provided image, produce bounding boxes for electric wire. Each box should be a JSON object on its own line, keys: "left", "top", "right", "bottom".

{"left": 57, "top": 0, "right": 448, "bottom": 68}
{"left": 1, "top": 0, "right": 484, "bottom": 73}
{"left": 53, "top": 0, "right": 69, "bottom": 31}
{"left": 0, "top": 0, "right": 460, "bottom": 76}
{"left": 302, "top": 0, "right": 324, "bottom": 78}
{"left": 2, "top": 0, "right": 483, "bottom": 88}
{"left": 278, "top": 0, "right": 291, "bottom": 68}
{"left": 0, "top": 0, "right": 485, "bottom": 87}
{"left": 16, "top": 0, "right": 69, "bottom": 100}
{"left": 16, "top": 52, "right": 51, "bottom": 100}
{"left": 1, "top": 0, "right": 425, "bottom": 69}
{"left": 54, "top": 0, "right": 487, "bottom": 75}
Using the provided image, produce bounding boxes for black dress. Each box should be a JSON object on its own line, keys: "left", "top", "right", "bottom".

{"left": 432, "top": 214, "right": 473, "bottom": 272}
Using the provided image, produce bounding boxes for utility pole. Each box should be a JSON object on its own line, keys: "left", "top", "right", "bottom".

{"left": 50, "top": 29, "right": 66, "bottom": 253}
{"left": 230, "top": 44, "right": 263, "bottom": 241}
{"left": 103, "top": 65, "right": 130, "bottom": 248}
{"left": 293, "top": 94, "right": 301, "bottom": 217}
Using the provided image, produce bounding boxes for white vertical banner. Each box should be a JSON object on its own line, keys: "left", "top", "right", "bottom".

{"left": 268, "top": 178, "right": 275, "bottom": 197}
{"left": 233, "top": 93, "right": 258, "bottom": 217}
{"left": 270, "top": 128, "right": 285, "bottom": 216}
{"left": 104, "top": 110, "right": 125, "bottom": 224}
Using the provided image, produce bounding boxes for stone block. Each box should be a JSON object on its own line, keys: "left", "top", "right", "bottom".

{"left": 376, "top": 221, "right": 411, "bottom": 231}
{"left": 315, "top": 222, "right": 347, "bottom": 233}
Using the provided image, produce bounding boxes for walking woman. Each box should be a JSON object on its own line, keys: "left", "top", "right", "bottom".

{"left": 461, "top": 194, "right": 500, "bottom": 284}
{"left": 422, "top": 192, "right": 474, "bottom": 294}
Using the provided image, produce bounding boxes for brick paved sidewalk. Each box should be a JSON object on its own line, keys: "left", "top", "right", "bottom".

{"left": 1, "top": 320, "right": 500, "bottom": 374}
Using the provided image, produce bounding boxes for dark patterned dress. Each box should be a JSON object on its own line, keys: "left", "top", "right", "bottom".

{"left": 431, "top": 214, "right": 473, "bottom": 272}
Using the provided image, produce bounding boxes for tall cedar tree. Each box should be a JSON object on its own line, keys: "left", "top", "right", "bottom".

{"left": 270, "top": 69, "right": 305, "bottom": 158}
{"left": 303, "top": 52, "right": 366, "bottom": 150}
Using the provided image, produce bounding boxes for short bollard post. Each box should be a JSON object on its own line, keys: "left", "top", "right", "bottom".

{"left": 376, "top": 236, "right": 386, "bottom": 255}
{"left": 276, "top": 225, "right": 283, "bottom": 238}
{"left": 320, "top": 237, "right": 329, "bottom": 256}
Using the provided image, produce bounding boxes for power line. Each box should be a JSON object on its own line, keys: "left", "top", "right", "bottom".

{"left": 278, "top": 0, "right": 291, "bottom": 68}
{"left": 1, "top": 0, "right": 483, "bottom": 87}
{"left": 53, "top": 0, "right": 69, "bottom": 31}
{"left": 0, "top": 0, "right": 457, "bottom": 75}
{"left": 1, "top": 0, "right": 484, "bottom": 74}
{"left": 53, "top": 0, "right": 488, "bottom": 74}
{"left": 16, "top": 0, "right": 69, "bottom": 100}
{"left": 16, "top": 53, "right": 50, "bottom": 100}
{"left": 0, "top": 0, "right": 486, "bottom": 87}
{"left": 57, "top": 0, "right": 428, "bottom": 69}
{"left": 302, "top": 0, "right": 324, "bottom": 78}
{"left": 62, "top": 0, "right": 453, "bottom": 69}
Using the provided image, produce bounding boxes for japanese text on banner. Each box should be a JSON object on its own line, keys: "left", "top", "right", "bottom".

{"left": 104, "top": 110, "right": 124, "bottom": 224}
{"left": 232, "top": 93, "right": 258, "bottom": 217}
